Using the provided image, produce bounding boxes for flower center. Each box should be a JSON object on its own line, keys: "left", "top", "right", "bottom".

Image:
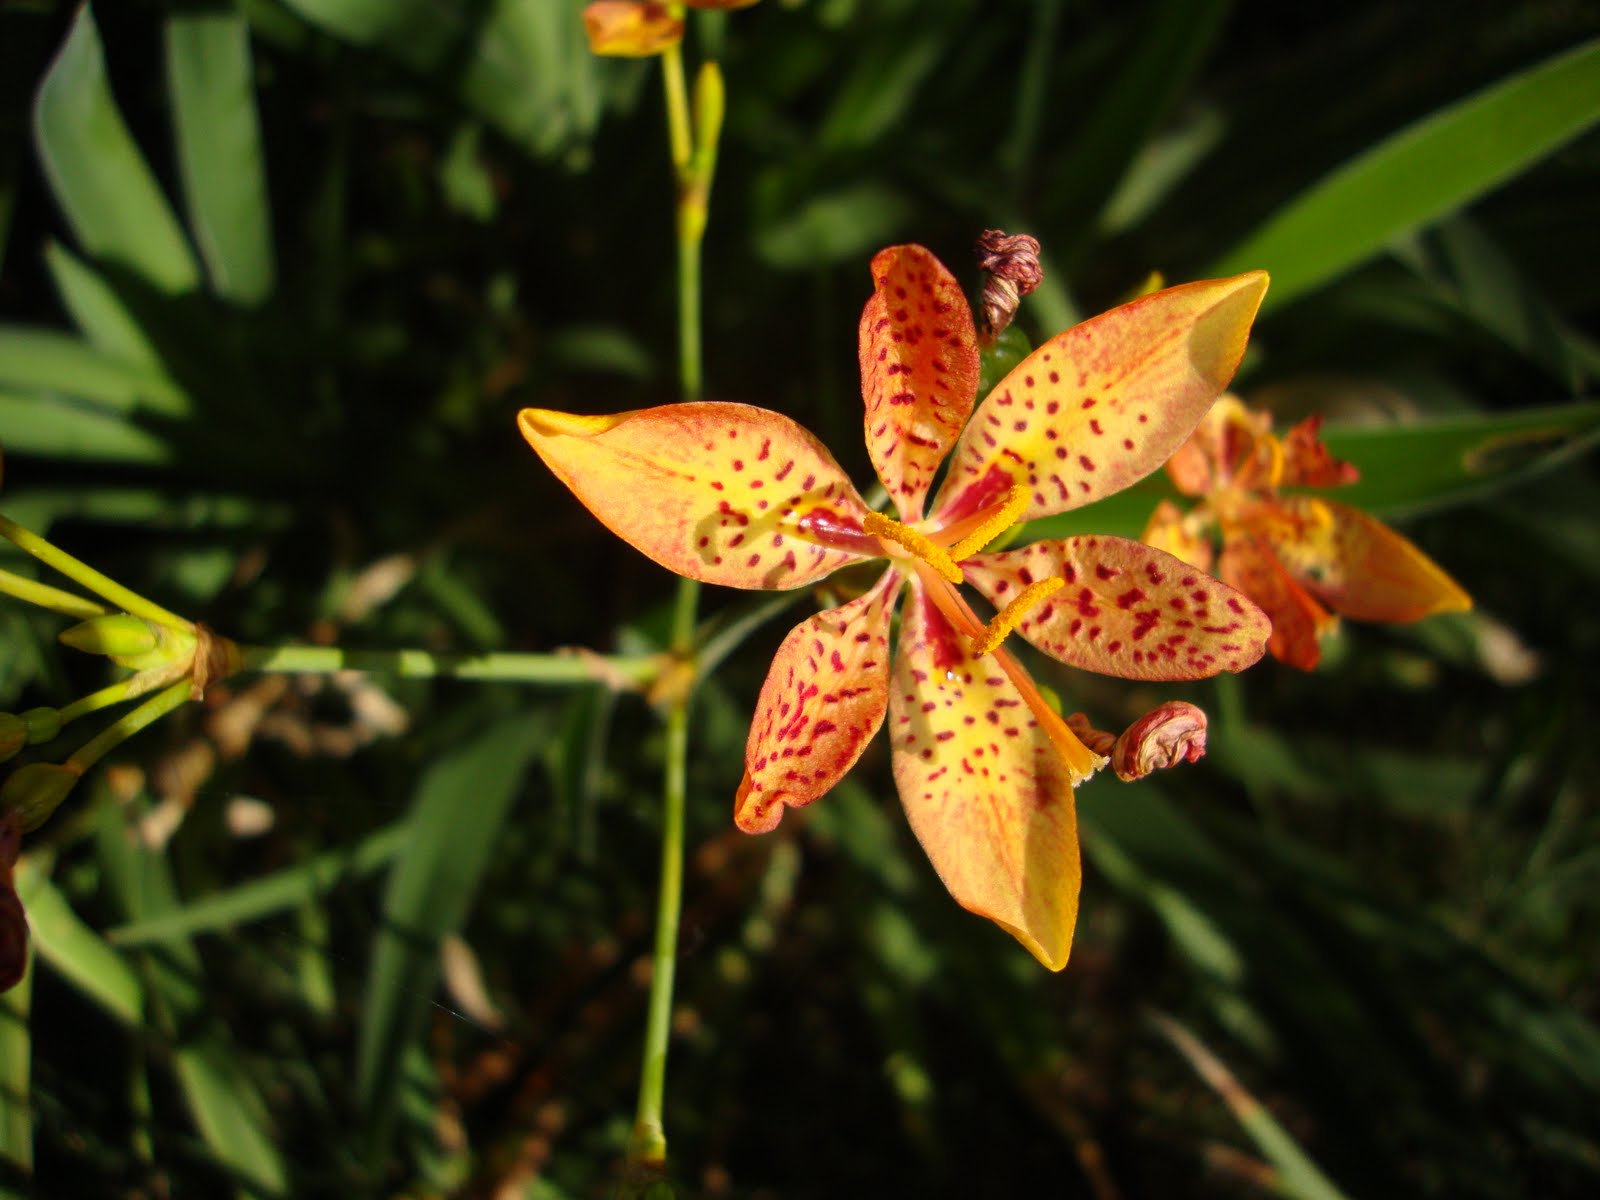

{"left": 862, "top": 512, "right": 964, "bottom": 583}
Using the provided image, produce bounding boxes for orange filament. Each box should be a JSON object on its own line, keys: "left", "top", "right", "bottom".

{"left": 863, "top": 512, "right": 964, "bottom": 584}
{"left": 971, "top": 576, "right": 1065, "bottom": 657}
{"left": 946, "top": 484, "right": 1029, "bottom": 562}
{"left": 989, "top": 645, "right": 1106, "bottom": 784}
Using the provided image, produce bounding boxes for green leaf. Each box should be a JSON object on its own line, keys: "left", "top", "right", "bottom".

{"left": 91, "top": 792, "right": 288, "bottom": 1197}
{"left": 355, "top": 713, "right": 544, "bottom": 1141}
{"left": 1213, "top": 37, "right": 1600, "bottom": 310}
{"left": 1047, "top": 0, "right": 1233, "bottom": 241}
{"left": 43, "top": 242, "right": 166, "bottom": 370}
{"left": 108, "top": 820, "right": 409, "bottom": 947}
{"left": 165, "top": 10, "right": 276, "bottom": 304}
{"left": 0, "top": 392, "right": 172, "bottom": 465}
{"left": 273, "top": 0, "right": 600, "bottom": 158}
{"left": 1319, "top": 402, "right": 1600, "bottom": 518}
{"left": 14, "top": 857, "right": 142, "bottom": 1026}
{"left": 0, "top": 326, "right": 186, "bottom": 415}
{"left": 33, "top": 4, "right": 200, "bottom": 294}
{"left": 0, "top": 940, "right": 32, "bottom": 1173}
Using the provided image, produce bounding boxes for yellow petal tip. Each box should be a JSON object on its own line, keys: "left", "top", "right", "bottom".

{"left": 517, "top": 408, "right": 628, "bottom": 440}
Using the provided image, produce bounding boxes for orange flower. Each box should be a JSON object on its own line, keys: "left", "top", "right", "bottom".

{"left": 520, "top": 246, "right": 1272, "bottom": 968}
{"left": 1143, "top": 396, "right": 1471, "bottom": 670}
{"left": 583, "top": 0, "right": 760, "bottom": 57}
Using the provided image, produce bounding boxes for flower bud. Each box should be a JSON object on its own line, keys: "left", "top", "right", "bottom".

{"left": 0, "top": 714, "right": 24, "bottom": 763}
{"left": 975, "top": 230, "right": 1043, "bottom": 344}
{"left": 1111, "top": 701, "right": 1208, "bottom": 782}
{"left": 59, "top": 613, "right": 160, "bottom": 660}
{"left": 0, "top": 813, "right": 25, "bottom": 994}
{"left": 21, "top": 707, "right": 61, "bottom": 745}
{"left": 0, "top": 762, "right": 80, "bottom": 832}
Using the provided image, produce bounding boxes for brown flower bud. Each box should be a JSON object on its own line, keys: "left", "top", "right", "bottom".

{"left": 1111, "top": 701, "right": 1208, "bottom": 782}
{"left": 975, "top": 230, "right": 1043, "bottom": 343}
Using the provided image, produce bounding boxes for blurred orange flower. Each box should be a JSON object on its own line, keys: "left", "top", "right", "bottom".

{"left": 583, "top": 0, "right": 760, "bottom": 57}
{"left": 1143, "top": 397, "right": 1471, "bottom": 670}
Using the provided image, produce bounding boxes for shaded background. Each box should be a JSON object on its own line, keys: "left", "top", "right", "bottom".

{"left": 1, "top": 1, "right": 1598, "bottom": 1196}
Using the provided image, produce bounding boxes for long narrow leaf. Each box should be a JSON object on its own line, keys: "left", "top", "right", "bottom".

{"left": 108, "top": 820, "right": 409, "bottom": 947}
{"left": 1213, "top": 37, "right": 1600, "bottom": 309}
{"left": 165, "top": 11, "right": 276, "bottom": 304}
{"left": 0, "top": 326, "right": 186, "bottom": 415}
{"left": 355, "top": 713, "right": 543, "bottom": 1142}
{"left": 14, "top": 857, "right": 142, "bottom": 1026}
{"left": 33, "top": 4, "right": 199, "bottom": 294}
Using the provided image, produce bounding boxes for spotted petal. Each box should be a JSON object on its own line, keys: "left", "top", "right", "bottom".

{"left": 519, "top": 403, "right": 873, "bottom": 590}
{"left": 859, "top": 245, "right": 981, "bottom": 521}
{"left": 735, "top": 571, "right": 899, "bottom": 834}
{"left": 1218, "top": 530, "right": 1332, "bottom": 670}
{"left": 932, "top": 272, "right": 1269, "bottom": 526}
{"left": 1258, "top": 496, "right": 1471, "bottom": 622}
{"left": 890, "top": 583, "right": 1088, "bottom": 971}
{"left": 964, "top": 536, "right": 1270, "bottom": 680}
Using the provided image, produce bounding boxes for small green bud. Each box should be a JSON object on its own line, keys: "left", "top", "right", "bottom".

{"left": 0, "top": 762, "right": 80, "bottom": 832}
{"left": 60, "top": 614, "right": 161, "bottom": 660}
{"left": 0, "top": 715, "right": 24, "bottom": 763}
{"left": 20, "top": 707, "right": 60, "bottom": 745}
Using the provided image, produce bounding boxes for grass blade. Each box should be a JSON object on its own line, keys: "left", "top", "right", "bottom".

{"left": 33, "top": 4, "right": 199, "bottom": 294}
{"left": 13, "top": 857, "right": 141, "bottom": 1026}
{"left": 355, "top": 712, "right": 543, "bottom": 1144}
{"left": 165, "top": 11, "right": 276, "bottom": 304}
{"left": 1212, "top": 37, "right": 1600, "bottom": 310}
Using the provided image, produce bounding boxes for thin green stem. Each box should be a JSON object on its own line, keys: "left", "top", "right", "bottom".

{"left": 0, "top": 567, "right": 109, "bottom": 620}
{"left": 0, "top": 514, "right": 190, "bottom": 631}
{"left": 65, "top": 681, "right": 191, "bottom": 776}
{"left": 236, "top": 643, "right": 661, "bottom": 688}
{"left": 57, "top": 665, "right": 188, "bottom": 726}
{"left": 628, "top": 38, "right": 715, "bottom": 1178}
{"left": 660, "top": 42, "right": 692, "bottom": 173}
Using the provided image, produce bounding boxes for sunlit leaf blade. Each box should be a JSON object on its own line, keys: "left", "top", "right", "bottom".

{"left": 355, "top": 714, "right": 543, "bottom": 1142}
{"left": 0, "top": 326, "right": 186, "bottom": 415}
{"left": 42, "top": 241, "right": 166, "bottom": 370}
{"left": 1212, "top": 37, "right": 1600, "bottom": 310}
{"left": 1151, "top": 1011, "right": 1354, "bottom": 1200}
{"left": 0, "top": 393, "right": 172, "bottom": 465}
{"left": 32, "top": 4, "right": 200, "bottom": 294}
{"left": 14, "top": 858, "right": 141, "bottom": 1026}
{"left": 165, "top": 11, "right": 276, "bottom": 304}
{"left": 1319, "top": 402, "right": 1600, "bottom": 518}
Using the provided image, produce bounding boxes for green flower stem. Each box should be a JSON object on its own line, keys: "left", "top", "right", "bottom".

{"left": 0, "top": 567, "right": 109, "bottom": 620}
{"left": 64, "top": 681, "right": 191, "bottom": 777}
{"left": 236, "top": 643, "right": 661, "bottom": 688}
{"left": 56, "top": 665, "right": 189, "bottom": 727}
{"left": 628, "top": 39, "right": 721, "bottom": 1177}
{"left": 0, "top": 513, "right": 190, "bottom": 631}
{"left": 661, "top": 42, "right": 692, "bottom": 173}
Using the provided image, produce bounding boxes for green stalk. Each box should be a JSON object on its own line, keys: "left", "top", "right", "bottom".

{"left": 627, "top": 44, "right": 724, "bottom": 1180}
{"left": 236, "top": 643, "right": 659, "bottom": 687}
{"left": 56, "top": 665, "right": 189, "bottom": 726}
{"left": 0, "top": 567, "right": 109, "bottom": 620}
{"left": 0, "top": 514, "right": 190, "bottom": 631}
{"left": 65, "top": 681, "right": 191, "bottom": 776}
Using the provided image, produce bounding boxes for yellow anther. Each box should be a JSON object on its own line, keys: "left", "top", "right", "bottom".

{"left": 947, "top": 484, "right": 1030, "bottom": 562}
{"left": 972, "top": 576, "right": 1065, "bottom": 657}
{"left": 862, "top": 512, "right": 964, "bottom": 584}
